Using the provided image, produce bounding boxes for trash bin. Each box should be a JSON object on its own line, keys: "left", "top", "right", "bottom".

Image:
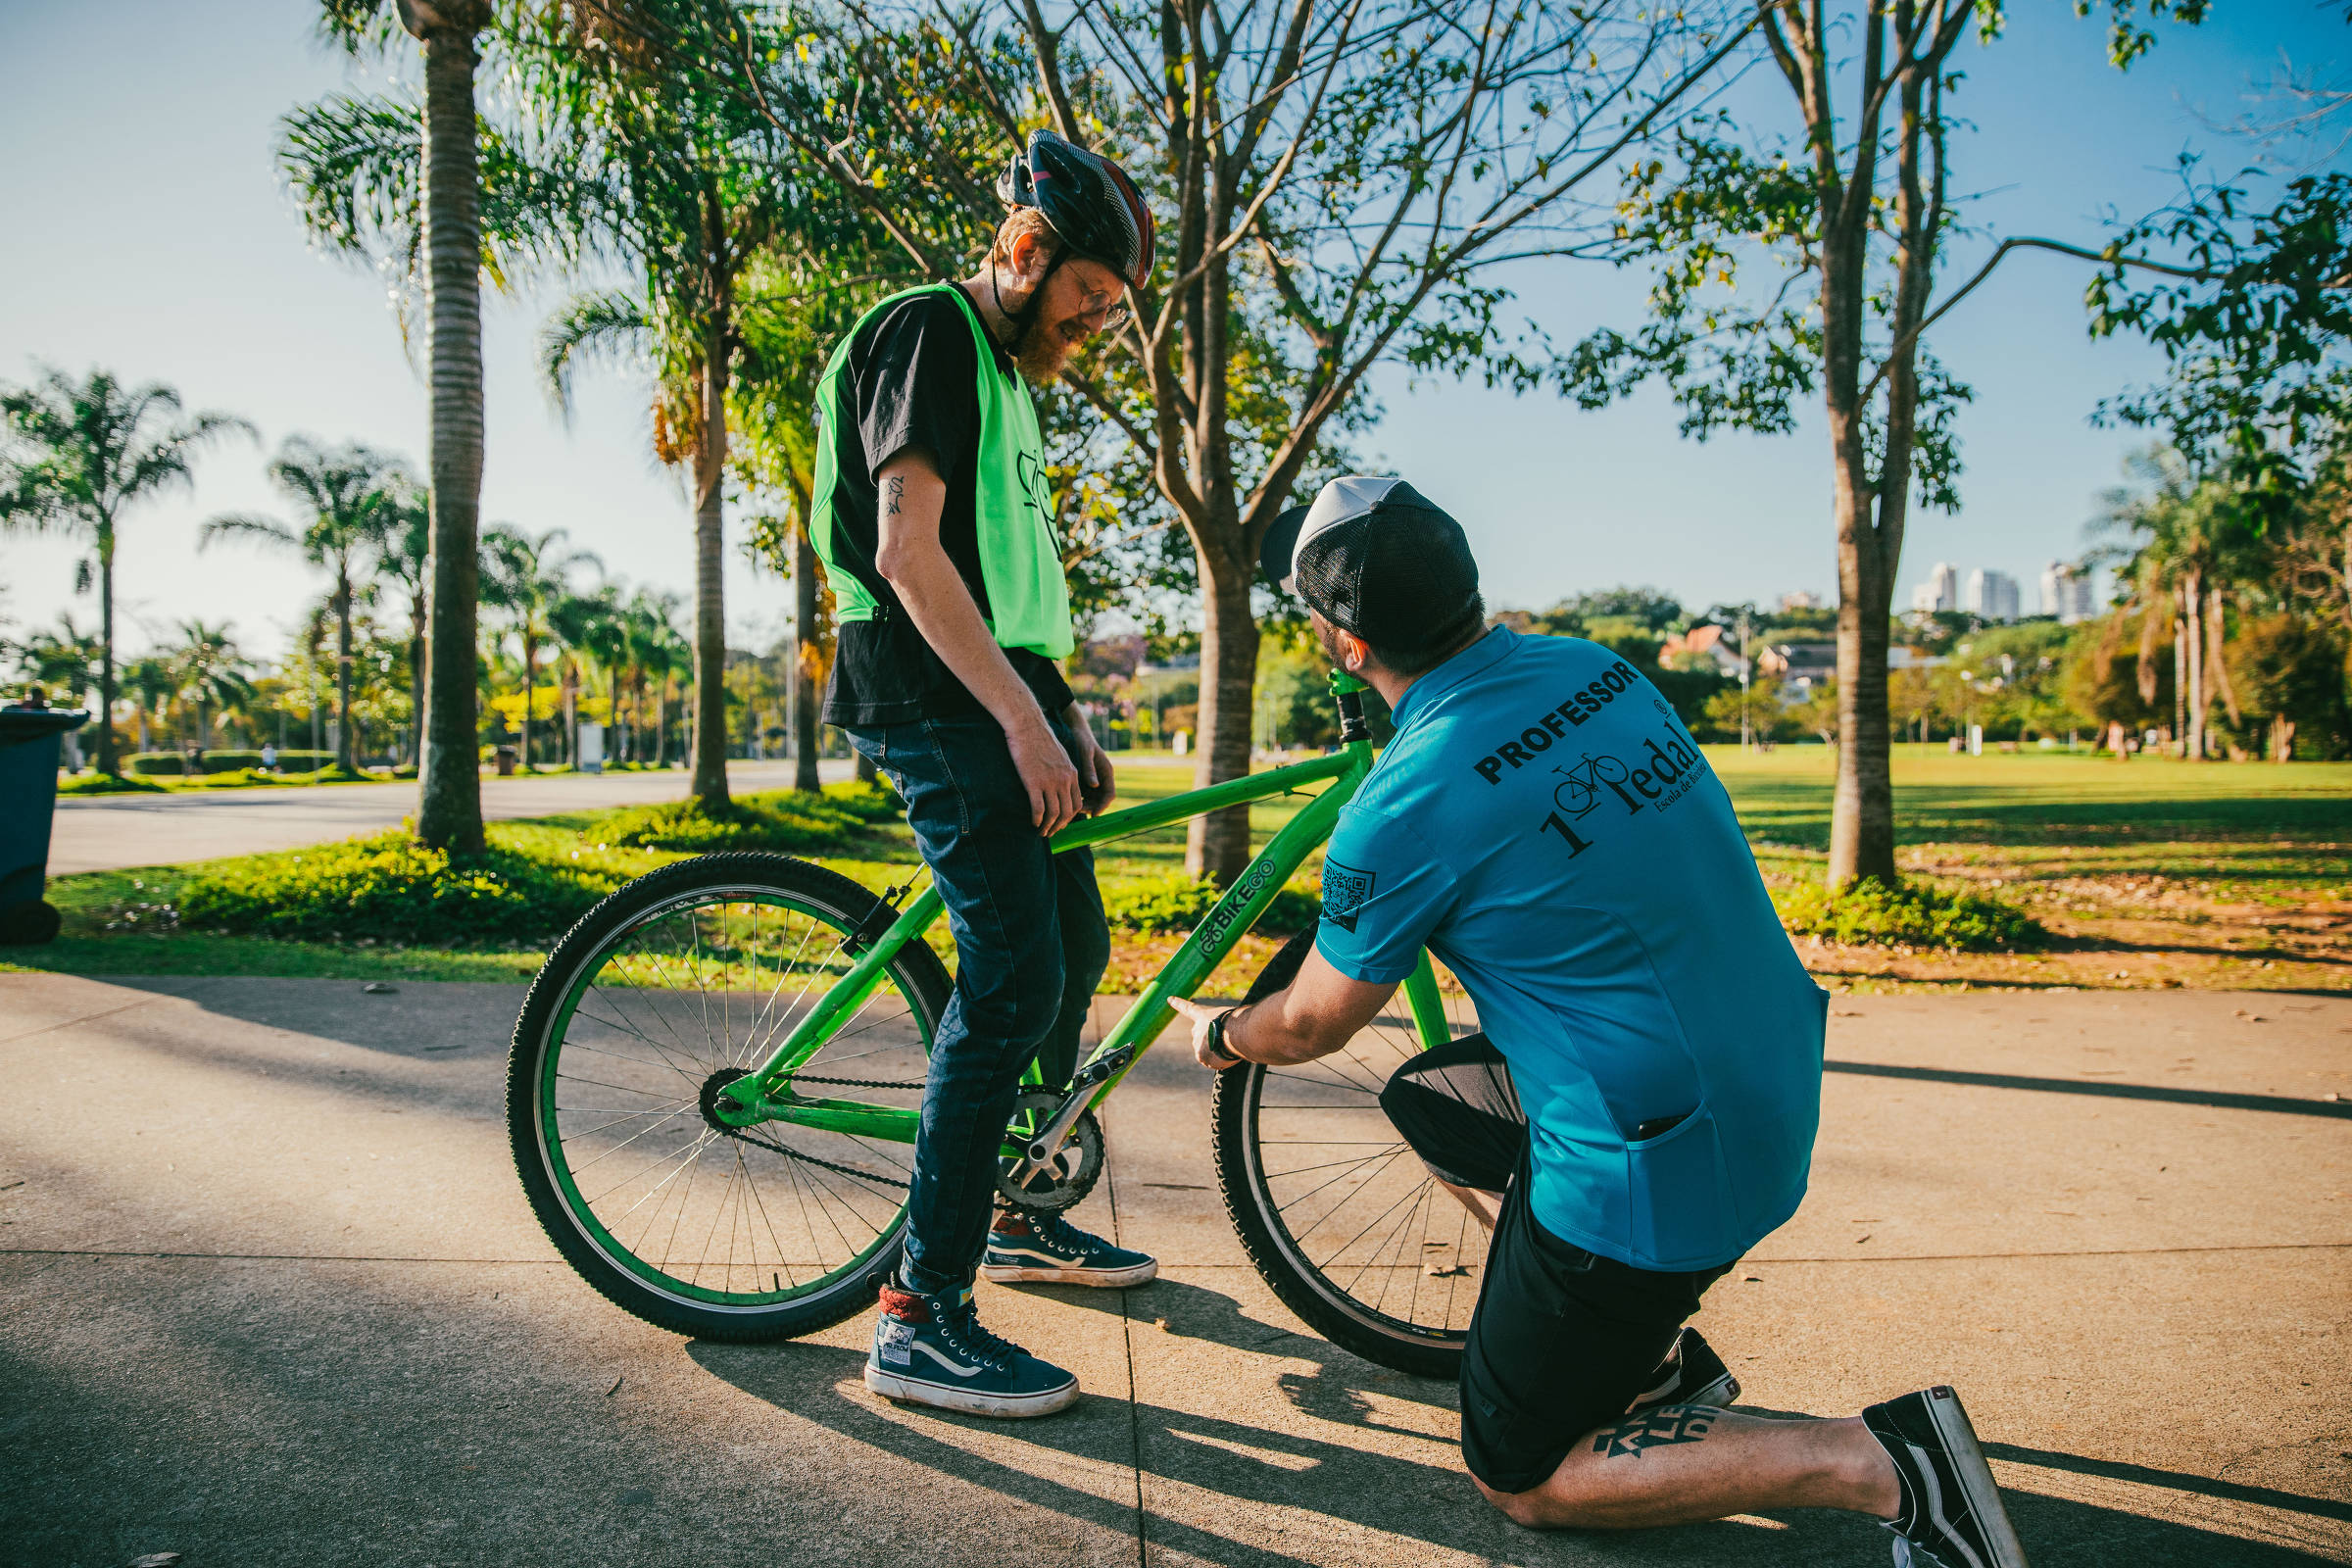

{"left": 496, "top": 745, "right": 518, "bottom": 777}
{"left": 0, "top": 708, "right": 92, "bottom": 946}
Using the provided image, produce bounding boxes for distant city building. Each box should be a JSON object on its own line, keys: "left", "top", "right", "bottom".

{"left": 1778, "top": 590, "right": 1822, "bottom": 612}
{"left": 1965, "top": 568, "right": 2020, "bottom": 622}
{"left": 1909, "top": 561, "right": 1958, "bottom": 614}
{"left": 2040, "top": 561, "right": 2098, "bottom": 623}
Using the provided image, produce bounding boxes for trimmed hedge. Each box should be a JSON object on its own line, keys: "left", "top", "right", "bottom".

{"left": 1773, "top": 876, "right": 2047, "bottom": 953}
{"left": 177, "top": 830, "right": 632, "bottom": 944}
{"left": 127, "top": 749, "right": 332, "bottom": 776}
{"left": 58, "top": 772, "right": 168, "bottom": 796}
{"left": 1101, "top": 870, "right": 1320, "bottom": 935}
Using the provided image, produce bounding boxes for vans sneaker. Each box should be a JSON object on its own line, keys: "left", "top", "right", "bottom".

{"left": 1864, "top": 1386, "right": 2031, "bottom": 1568}
{"left": 980, "top": 1209, "right": 1158, "bottom": 1287}
{"left": 1628, "top": 1327, "right": 1740, "bottom": 1412}
{"left": 864, "top": 1282, "right": 1079, "bottom": 1418}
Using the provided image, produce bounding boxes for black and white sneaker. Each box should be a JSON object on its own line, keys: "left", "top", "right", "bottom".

{"left": 1628, "top": 1327, "right": 1740, "bottom": 1412}
{"left": 1864, "top": 1387, "right": 2030, "bottom": 1568}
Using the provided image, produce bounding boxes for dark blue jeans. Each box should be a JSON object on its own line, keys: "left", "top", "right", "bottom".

{"left": 846, "top": 712, "right": 1110, "bottom": 1296}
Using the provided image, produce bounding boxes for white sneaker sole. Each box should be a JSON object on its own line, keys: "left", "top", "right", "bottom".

{"left": 979, "top": 1257, "right": 1159, "bottom": 1288}
{"left": 1922, "top": 1387, "right": 2031, "bottom": 1568}
{"left": 863, "top": 1364, "right": 1080, "bottom": 1418}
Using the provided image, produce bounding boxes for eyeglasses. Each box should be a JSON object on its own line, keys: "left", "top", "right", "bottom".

{"left": 1070, "top": 281, "right": 1131, "bottom": 331}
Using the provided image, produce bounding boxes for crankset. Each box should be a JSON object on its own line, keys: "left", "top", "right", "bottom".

{"left": 996, "top": 1089, "right": 1104, "bottom": 1211}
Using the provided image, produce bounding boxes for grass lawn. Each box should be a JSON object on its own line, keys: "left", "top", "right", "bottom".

{"left": 8, "top": 745, "right": 2346, "bottom": 996}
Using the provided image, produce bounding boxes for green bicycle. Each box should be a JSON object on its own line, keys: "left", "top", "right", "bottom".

{"left": 505, "top": 671, "right": 1480, "bottom": 1377}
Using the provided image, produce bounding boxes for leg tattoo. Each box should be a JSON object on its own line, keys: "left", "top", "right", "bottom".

{"left": 1592, "top": 1404, "right": 1717, "bottom": 1459}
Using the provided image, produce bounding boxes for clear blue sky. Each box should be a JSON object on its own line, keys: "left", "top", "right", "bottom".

{"left": 1, "top": 1, "right": 2342, "bottom": 664}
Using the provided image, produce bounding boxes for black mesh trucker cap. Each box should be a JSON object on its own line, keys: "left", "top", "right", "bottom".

{"left": 1259, "top": 476, "right": 1483, "bottom": 656}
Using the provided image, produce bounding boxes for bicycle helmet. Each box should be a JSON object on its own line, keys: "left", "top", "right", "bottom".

{"left": 996, "top": 130, "right": 1156, "bottom": 290}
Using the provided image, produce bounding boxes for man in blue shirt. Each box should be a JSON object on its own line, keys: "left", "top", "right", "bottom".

{"left": 1169, "top": 477, "right": 2029, "bottom": 1566}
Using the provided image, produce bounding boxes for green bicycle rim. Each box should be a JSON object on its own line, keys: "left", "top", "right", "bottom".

{"left": 533, "top": 883, "right": 929, "bottom": 1311}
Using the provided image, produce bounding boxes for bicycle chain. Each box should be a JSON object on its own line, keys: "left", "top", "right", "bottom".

{"left": 784, "top": 1073, "right": 931, "bottom": 1090}
{"left": 717, "top": 1124, "right": 911, "bottom": 1190}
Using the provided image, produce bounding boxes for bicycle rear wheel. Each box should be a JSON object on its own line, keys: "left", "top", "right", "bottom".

{"left": 1211, "top": 924, "right": 1483, "bottom": 1379}
{"left": 508, "top": 853, "right": 950, "bottom": 1341}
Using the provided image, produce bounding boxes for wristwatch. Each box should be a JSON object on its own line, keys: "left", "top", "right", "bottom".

{"left": 1203, "top": 1006, "right": 1245, "bottom": 1069}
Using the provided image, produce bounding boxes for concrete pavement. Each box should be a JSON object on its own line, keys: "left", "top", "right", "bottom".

{"left": 0, "top": 978, "right": 2345, "bottom": 1566}
{"left": 46, "top": 760, "right": 856, "bottom": 874}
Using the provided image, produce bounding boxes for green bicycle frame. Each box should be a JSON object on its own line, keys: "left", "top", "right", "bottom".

{"left": 710, "top": 673, "right": 1450, "bottom": 1154}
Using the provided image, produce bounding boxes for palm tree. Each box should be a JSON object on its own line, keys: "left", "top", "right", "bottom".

{"left": 526, "top": 9, "right": 812, "bottom": 809}
{"left": 551, "top": 584, "right": 629, "bottom": 767}
{"left": 373, "top": 473, "right": 432, "bottom": 763}
{"left": 2091, "top": 448, "right": 2263, "bottom": 760}
{"left": 482, "top": 524, "right": 601, "bottom": 769}
{"left": 18, "top": 613, "right": 102, "bottom": 710}
{"left": 168, "top": 620, "right": 254, "bottom": 757}
{"left": 620, "top": 589, "right": 688, "bottom": 767}
{"left": 0, "top": 368, "right": 253, "bottom": 772}
{"left": 202, "top": 437, "right": 411, "bottom": 773}
{"left": 120, "top": 654, "right": 176, "bottom": 756}
{"left": 298, "top": 0, "right": 496, "bottom": 845}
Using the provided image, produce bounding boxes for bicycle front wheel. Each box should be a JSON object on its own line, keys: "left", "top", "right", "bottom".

{"left": 508, "top": 853, "right": 950, "bottom": 1342}
{"left": 1211, "top": 925, "right": 1483, "bottom": 1380}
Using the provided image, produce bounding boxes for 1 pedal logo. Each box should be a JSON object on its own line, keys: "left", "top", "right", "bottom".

{"left": 1537, "top": 723, "right": 1710, "bottom": 858}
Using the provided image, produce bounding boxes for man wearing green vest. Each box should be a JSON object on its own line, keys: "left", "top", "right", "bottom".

{"left": 808, "top": 132, "right": 1158, "bottom": 1418}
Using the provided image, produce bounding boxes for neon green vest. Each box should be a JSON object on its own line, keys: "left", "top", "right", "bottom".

{"left": 809, "top": 283, "right": 1074, "bottom": 661}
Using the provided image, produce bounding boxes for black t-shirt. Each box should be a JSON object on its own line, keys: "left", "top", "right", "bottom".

{"left": 817, "top": 285, "right": 1075, "bottom": 727}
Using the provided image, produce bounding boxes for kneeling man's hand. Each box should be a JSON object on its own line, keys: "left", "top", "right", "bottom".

{"left": 1167, "top": 995, "right": 1242, "bottom": 1071}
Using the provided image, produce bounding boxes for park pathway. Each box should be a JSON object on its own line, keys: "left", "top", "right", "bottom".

{"left": 0, "top": 981, "right": 2345, "bottom": 1566}
{"left": 46, "top": 759, "right": 855, "bottom": 873}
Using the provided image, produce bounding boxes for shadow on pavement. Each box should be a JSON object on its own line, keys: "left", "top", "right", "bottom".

{"left": 104, "top": 974, "right": 530, "bottom": 1058}
{"left": 1824, "top": 1058, "right": 2352, "bottom": 1120}
{"left": 1982, "top": 1441, "right": 2352, "bottom": 1526}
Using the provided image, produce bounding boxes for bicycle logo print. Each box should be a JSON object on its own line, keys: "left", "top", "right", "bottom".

{"left": 1551, "top": 755, "right": 1629, "bottom": 819}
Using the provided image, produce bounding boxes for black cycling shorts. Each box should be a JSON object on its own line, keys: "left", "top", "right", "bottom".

{"left": 1380, "top": 1036, "right": 1735, "bottom": 1495}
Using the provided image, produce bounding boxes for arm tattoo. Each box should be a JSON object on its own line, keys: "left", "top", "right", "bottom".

{"left": 883, "top": 474, "right": 905, "bottom": 515}
{"left": 1591, "top": 1405, "right": 1716, "bottom": 1459}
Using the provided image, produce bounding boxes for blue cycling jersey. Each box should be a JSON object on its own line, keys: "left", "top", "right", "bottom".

{"left": 1314, "top": 626, "right": 1827, "bottom": 1270}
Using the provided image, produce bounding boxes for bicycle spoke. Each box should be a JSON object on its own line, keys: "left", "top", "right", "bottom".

{"left": 536, "top": 884, "right": 939, "bottom": 1309}
{"left": 1248, "top": 979, "right": 1484, "bottom": 1344}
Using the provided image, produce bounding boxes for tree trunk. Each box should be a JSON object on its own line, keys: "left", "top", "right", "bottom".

{"left": 1829, "top": 477, "right": 1898, "bottom": 887}
{"left": 2181, "top": 572, "right": 2206, "bottom": 760}
{"left": 334, "top": 578, "right": 357, "bottom": 772}
{"left": 655, "top": 681, "right": 667, "bottom": 766}
{"left": 409, "top": 596, "right": 428, "bottom": 765}
{"left": 690, "top": 312, "right": 732, "bottom": 808}
{"left": 792, "top": 497, "right": 821, "bottom": 795}
{"left": 1186, "top": 560, "right": 1259, "bottom": 884}
{"left": 415, "top": 23, "right": 486, "bottom": 851}
{"left": 96, "top": 524, "right": 120, "bottom": 774}
{"left": 519, "top": 632, "right": 536, "bottom": 769}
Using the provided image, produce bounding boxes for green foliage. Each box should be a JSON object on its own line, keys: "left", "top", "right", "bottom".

{"left": 1100, "top": 870, "right": 1319, "bottom": 935}
{"left": 817, "top": 779, "right": 904, "bottom": 822}
{"left": 198, "top": 750, "right": 265, "bottom": 772}
{"left": 126, "top": 753, "right": 188, "bottom": 775}
{"left": 56, "top": 772, "right": 166, "bottom": 796}
{"left": 177, "top": 830, "right": 631, "bottom": 944}
{"left": 1773, "top": 877, "right": 2048, "bottom": 954}
{"left": 597, "top": 792, "right": 865, "bottom": 855}
{"left": 2225, "top": 612, "right": 2352, "bottom": 760}
{"left": 2089, "top": 164, "right": 2351, "bottom": 505}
